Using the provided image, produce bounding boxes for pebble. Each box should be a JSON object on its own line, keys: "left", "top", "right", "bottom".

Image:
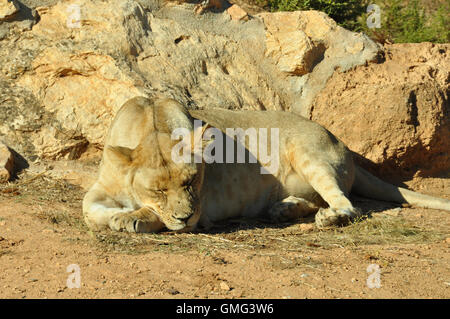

{"left": 417, "top": 56, "right": 426, "bottom": 62}
{"left": 167, "top": 288, "right": 180, "bottom": 295}
{"left": 299, "top": 224, "right": 314, "bottom": 231}
{"left": 220, "top": 282, "right": 231, "bottom": 291}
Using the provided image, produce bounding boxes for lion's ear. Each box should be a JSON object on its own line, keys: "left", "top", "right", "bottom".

{"left": 105, "top": 146, "right": 134, "bottom": 165}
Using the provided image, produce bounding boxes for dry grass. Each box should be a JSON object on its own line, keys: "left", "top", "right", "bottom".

{"left": 87, "top": 213, "right": 445, "bottom": 255}
{"left": 0, "top": 170, "right": 86, "bottom": 230}
{"left": 2, "top": 172, "right": 446, "bottom": 255}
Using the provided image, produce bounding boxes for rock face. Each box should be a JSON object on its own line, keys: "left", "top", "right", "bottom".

{"left": 311, "top": 43, "right": 450, "bottom": 178}
{"left": 258, "top": 11, "right": 381, "bottom": 116}
{"left": 0, "top": 0, "right": 448, "bottom": 178}
{"left": 18, "top": 48, "right": 143, "bottom": 154}
{"left": 0, "top": 142, "right": 14, "bottom": 182}
{"left": 0, "top": 0, "right": 380, "bottom": 161}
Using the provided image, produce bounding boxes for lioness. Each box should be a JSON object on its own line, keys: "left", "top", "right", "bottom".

{"left": 83, "top": 97, "right": 450, "bottom": 232}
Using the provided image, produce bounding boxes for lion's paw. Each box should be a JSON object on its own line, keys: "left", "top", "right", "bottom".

{"left": 269, "top": 196, "right": 317, "bottom": 223}
{"left": 269, "top": 201, "right": 299, "bottom": 223}
{"left": 109, "top": 213, "right": 136, "bottom": 233}
{"left": 109, "top": 211, "right": 163, "bottom": 233}
{"left": 315, "top": 207, "right": 362, "bottom": 228}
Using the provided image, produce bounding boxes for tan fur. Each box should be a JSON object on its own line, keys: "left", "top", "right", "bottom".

{"left": 83, "top": 97, "right": 450, "bottom": 233}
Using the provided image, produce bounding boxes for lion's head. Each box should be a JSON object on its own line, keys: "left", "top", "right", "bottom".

{"left": 104, "top": 98, "right": 210, "bottom": 231}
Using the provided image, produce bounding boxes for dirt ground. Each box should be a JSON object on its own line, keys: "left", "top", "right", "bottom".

{"left": 0, "top": 160, "right": 449, "bottom": 299}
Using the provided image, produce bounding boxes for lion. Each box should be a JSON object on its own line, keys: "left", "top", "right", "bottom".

{"left": 82, "top": 97, "right": 450, "bottom": 233}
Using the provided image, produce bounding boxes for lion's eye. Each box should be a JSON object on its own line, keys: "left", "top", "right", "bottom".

{"left": 148, "top": 188, "right": 167, "bottom": 195}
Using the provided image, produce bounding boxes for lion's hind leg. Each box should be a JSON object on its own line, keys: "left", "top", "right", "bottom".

{"left": 308, "top": 169, "right": 362, "bottom": 228}
{"left": 289, "top": 149, "right": 361, "bottom": 228}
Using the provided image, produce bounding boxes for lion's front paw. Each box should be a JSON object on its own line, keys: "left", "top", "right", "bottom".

{"left": 315, "top": 207, "right": 362, "bottom": 228}
{"left": 109, "top": 213, "right": 137, "bottom": 233}
{"left": 133, "top": 219, "right": 163, "bottom": 233}
{"left": 109, "top": 208, "right": 164, "bottom": 233}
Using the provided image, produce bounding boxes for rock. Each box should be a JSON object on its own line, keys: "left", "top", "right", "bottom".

{"left": 219, "top": 281, "right": 231, "bottom": 291}
{"left": 227, "top": 4, "right": 248, "bottom": 21}
{"left": 259, "top": 11, "right": 331, "bottom": 76}
{"left": 311, "top": 43, "right": 450, "bottom": 177}
{"left": 264, "top": 28, "right": 319, "bottom": 76}
{"left": 166, "top": 288, "right": 180, "bottom": 295}
{"left": 0, "top": 0, "right": 19, "bottom": 21}
{"left": 18, "top": 47, "right": 144, "bottom": 148}
{"left": 0, "top": 142, "right": 14, "bottom": 182}
{"left": 0, "top": 0, "right": 400, "bottom": 173}
{"left": 298, "top": 223, "right": 314, "bottom": 231}
{"left": 257, "top": 10, "right": 381, "bottom": 115}
{"left": 2, "top": 0, "right": 147, "bottom": 159}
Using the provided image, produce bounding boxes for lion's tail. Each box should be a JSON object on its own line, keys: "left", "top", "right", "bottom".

{"left": 353, "top": 166, "right": 450, "bottom": 211}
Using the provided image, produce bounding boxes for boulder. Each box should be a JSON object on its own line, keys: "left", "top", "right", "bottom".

{"left": 18, "top": 48, "right": 144, "bottom": 150}
{"left": 227, "top": 4, "right": 248, "bottom": 21}
{"left": 0, "top": 0, "right": 389, "bottom": 170}
{"left": 257, "top": 11, "right": 381, "bottom": 116}
{"left": 0, "top": 0, "right": 19, "bottom": 21}
{"left": 311, "top": 43, "right": 450, "bottom": 178}
{"left": 0, "top": 142, "right": 14, "bottom": 182}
